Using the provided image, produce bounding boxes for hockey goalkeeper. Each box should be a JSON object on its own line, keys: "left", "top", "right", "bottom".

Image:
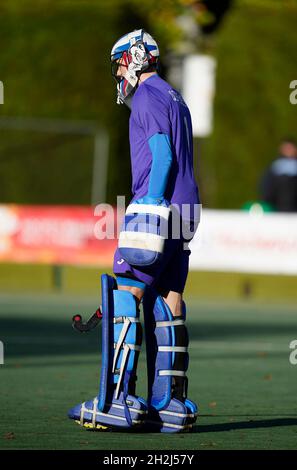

{"left": 69, "top": 29, "right": 200, "bottom": 433}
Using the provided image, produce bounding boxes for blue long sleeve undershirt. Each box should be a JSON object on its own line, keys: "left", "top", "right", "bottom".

{"left": 147, "top": 133, "right": 173, "bottom": 199}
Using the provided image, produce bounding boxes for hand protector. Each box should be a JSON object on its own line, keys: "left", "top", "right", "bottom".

{"left": 119, "top": 199, "right": 170, "bottom": 267}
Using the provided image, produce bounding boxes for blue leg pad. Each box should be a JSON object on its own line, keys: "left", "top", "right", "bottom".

{"left": 143, "top": 288, "right": 198, "bottom": 433}
{"left": 68, "top": 274, "right": 147, "bottom": 430}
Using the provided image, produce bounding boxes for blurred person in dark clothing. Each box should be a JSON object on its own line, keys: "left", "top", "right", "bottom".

{"left": 260, "top": 138, "right": 297, "bottom": 212}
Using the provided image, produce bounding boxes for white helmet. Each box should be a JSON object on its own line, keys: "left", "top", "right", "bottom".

{"left": 110, "top": 29, "right": 159, "bottom": 106}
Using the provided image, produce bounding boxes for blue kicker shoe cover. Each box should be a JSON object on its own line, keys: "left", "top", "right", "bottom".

{"left": 68, "top": 394, "right": 148, "bottom": 430}
{"left": 143, "top": 288, "right": 198, "bottom": 432}
{"left": 145, "top": 398, "right": 198, "bottom": 433}
{"left": 68, "top": 274, "right": 147, "bottom": 429}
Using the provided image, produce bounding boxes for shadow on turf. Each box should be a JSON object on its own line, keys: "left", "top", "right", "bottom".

{"left": 0, "top": 316, "right": 99, "bottom": 357}
{"left": 2, "top": 313, "right": 297, "bottom": 357}
{"left": 73, "top": 418, "right": 297, "bottom": 434}
{"left": 193, "top": 418, "right": 297, "bottom": 433}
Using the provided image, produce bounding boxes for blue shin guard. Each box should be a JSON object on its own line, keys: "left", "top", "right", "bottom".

{"left": 143, "top": 289, "right": 198, "bottom": 433}
{"left": 68, "top": 274, "right": 147, "bottom": 429}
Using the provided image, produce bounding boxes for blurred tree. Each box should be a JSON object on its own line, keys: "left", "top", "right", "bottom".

{"left": 198, "top": 0, "right": 232, "bottom": 34}
{"left": 202, "top": 0, "right": 297, "bottom": 207}
{"left": 0, "top": 0, "right": 296, "bottom": 209}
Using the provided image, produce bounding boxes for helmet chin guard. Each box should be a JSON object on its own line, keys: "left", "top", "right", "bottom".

{"left": 111, "top": 29, "right": 159, "bottom": 106}
{"left": 116, "top": 69, "right": 139, "bottom": 106}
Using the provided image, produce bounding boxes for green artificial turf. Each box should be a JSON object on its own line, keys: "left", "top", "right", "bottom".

{"left": 0, "top": 293, "right": 297, "bottom": 450}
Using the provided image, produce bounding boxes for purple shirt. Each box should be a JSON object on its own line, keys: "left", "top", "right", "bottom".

{"left": 129, "top": 75, "right": 200, "bottom": 220}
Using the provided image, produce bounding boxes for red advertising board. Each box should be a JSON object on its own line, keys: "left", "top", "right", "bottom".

{"left": 0, "top": 204, "right": 120, "bottom": 266}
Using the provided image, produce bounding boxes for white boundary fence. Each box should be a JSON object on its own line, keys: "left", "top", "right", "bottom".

{"left": 189, "top": 209, "right": 297, "bottom": 275}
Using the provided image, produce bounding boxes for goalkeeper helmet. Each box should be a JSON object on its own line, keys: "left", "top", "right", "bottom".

{"left": 111, "top": 29, "right": 159, "bottom": 107}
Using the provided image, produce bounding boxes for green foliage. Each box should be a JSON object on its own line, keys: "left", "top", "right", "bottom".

{"left": 202, "top": 1, "right": 297, "bottom": 207}
{"left": 0, "top": 0, "right": 296, "bottom": 207}
{"left": 0, "top": 2, "right": 115, "bottom": 203}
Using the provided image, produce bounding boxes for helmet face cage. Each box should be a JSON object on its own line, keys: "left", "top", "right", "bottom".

{"left": 111, "top": 51, "right": 129, "bottom": 84}
{"left": 111, "top": 61, "right": 122, "bottom": 83}
{"left": 111, "top": 51, "right": 138, "bottom": 105}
